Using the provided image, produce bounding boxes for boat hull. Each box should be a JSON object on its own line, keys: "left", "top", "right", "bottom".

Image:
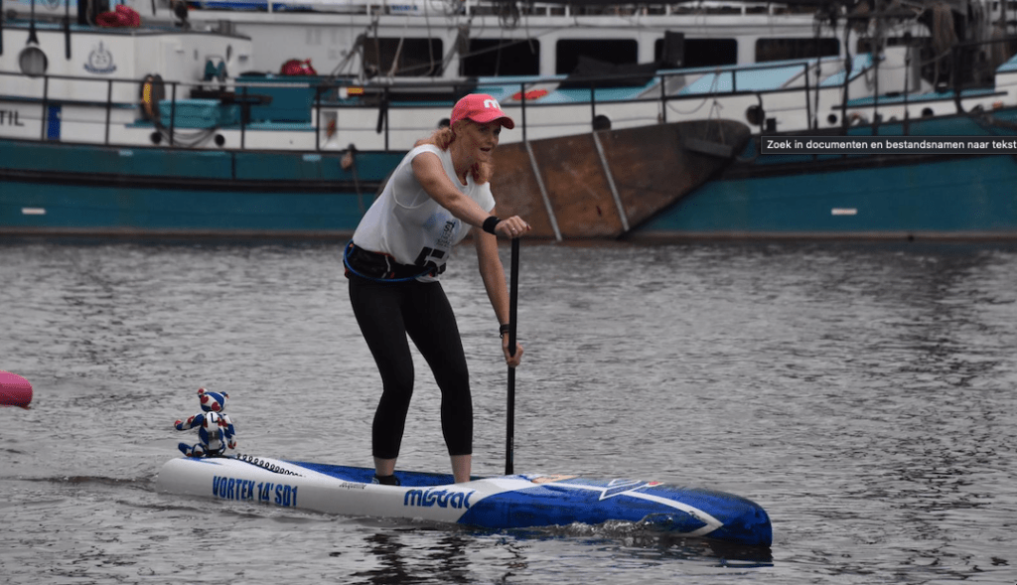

{"left": 0, "top": 138, "right": 400, "bottom": 236}
{"left": 631, "top": 112, "right": 1017, "bottom": 240}
{"left": 636, "top": 153, "right": 1017, "bottom": 239}
{"left": 155, "top": 455, "right": 772, "bottom": 547}
{"left": 4, "top": 113, "right": 1017, "bottom": 239}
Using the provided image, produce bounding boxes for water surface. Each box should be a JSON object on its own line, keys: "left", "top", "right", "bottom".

{"left": 1, "top": 238, "right": 1015, "bottom": 584}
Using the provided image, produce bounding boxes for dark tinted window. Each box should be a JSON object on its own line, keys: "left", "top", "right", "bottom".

{"left": 362, "top": 38, "right": 444, "bottom": 77}
{"left": 654, "top": 37, "right": 738, "bottom": 68}
{"left": 756, "top": 38, "right": 839, "bottom": 62}
{"left": 461, "top": 39, "right": 541, "bottom": 76}
{"left": 556, "top": 39, "right": 638, "bottom": 74}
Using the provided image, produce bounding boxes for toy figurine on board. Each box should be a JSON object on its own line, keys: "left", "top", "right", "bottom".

{"left": 174, "top": 388, "right": 237, "bottom": 457}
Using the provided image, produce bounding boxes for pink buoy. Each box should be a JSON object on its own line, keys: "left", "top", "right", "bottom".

{"left": 0, "top": 371, "right": 33, "bottom": 407}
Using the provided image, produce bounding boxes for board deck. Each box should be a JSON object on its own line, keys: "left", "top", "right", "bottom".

{"left": 156, "top": 455, "right": 772, "bottom": 547}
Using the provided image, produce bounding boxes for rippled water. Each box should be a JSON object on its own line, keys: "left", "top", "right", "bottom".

{"left": 1, "top": 238, "right": 1015, "bottom": 584}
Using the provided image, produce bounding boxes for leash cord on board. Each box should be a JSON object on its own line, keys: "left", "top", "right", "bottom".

{"left": 234, "top": 453, "right": 302, "bottom": 476}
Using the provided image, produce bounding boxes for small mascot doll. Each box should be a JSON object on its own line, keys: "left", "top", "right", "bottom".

{"left": 174, "top": 387, "right": 237, "bottom": 457}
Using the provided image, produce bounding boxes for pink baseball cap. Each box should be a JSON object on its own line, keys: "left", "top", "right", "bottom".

{"left": 451, "top": 94, "right": 515, "bottom": 129}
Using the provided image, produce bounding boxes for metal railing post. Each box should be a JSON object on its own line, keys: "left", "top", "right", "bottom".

{"left": 104, "top": 79, "right": 113, "bottom": 145}
{"left": 169, "top": 82, "right": 177, "bottom": 146}
{"left": 803, "top": 63, "right": 811, "bottom": 131}
{"left": 240, "top": 84, "right": 247, "bottom": 150}
{"left": 315, "top": 82, "right": 321, "bottom": 151}
{"left": 660, "top": 72, "right": 667, "bottom": 123}
{"left": 873, "top": 47, "right": 881, "bottom": 134}
{"left": 903, "top": 43, "right": 911, "bottom": 136}
{"left": 520, "top": 81, "right": 527, "bottom": 142}
{"left": 41, "top": 76, "right": 49, "bottom": 140}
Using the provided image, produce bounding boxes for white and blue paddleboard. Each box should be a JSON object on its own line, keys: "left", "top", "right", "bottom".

{"left": 156, "top": 455, "right": 772, "bottom": 547}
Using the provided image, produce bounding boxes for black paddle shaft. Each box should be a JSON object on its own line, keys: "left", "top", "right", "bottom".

{"left": 505, "top": 237, "right": 520, "bottom": 475}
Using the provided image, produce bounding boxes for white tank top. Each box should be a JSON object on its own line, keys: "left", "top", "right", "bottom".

{"left": 352, "top": 144, "right": 495, "bottom": 281}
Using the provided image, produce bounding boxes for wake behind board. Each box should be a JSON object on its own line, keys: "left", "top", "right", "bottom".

{"left": 156, "top": 455, "right": 772, "bottom": 547}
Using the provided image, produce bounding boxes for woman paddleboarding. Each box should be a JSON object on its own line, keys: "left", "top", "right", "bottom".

{"left": 344, "top": 93, "right": 531, "bottom": 485}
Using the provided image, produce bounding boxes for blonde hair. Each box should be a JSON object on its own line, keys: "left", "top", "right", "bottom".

{"left": 414, "top": 121, "right": 493, "bottom": 184}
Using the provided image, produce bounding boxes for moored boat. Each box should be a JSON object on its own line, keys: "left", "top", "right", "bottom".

{"left": 2, "top": 0, "right": 1016, "bottom": 239}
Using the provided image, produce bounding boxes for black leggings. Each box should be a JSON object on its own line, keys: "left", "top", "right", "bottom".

{"left": 348, "top": 273, "right": 472, "bottom": 459}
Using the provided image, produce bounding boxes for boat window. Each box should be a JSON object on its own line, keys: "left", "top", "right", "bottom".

{"left": 556, "top": 39, "right": 638, "bottom": 75}
{"left": 461, "top": 39, "right": 541, "bottom": 77}
{"left": 855, "top": 36, "right": 931, "bottom": 53}
{"left": 362, "top": 37, "right": 444, "bottom": 77}
{"left": 655, "top": 38, "right": 738, "bottom": 68}
{"left": 755, "top": 38, "right": 839, "bottom": 62}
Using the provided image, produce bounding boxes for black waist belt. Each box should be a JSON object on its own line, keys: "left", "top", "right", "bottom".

{"left": 345, "top": 243, "right": 430, "bottom": 280}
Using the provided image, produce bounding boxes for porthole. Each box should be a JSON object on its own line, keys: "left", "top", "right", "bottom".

{"left": 593, "top": 114, "right": 611, "bottom": 131}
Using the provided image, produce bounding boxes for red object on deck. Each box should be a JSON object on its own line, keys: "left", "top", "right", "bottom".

{"left": 97, "top": 5, "right": 141, "bottom": 27}
{"left": 280, "top": 59, "right": 318, "bottom": 76}
{"left": 0, "top": 371, "right": 33, "bottom": 407}
{"left": 510, "top": 89, "right": 549, "bottom": 102}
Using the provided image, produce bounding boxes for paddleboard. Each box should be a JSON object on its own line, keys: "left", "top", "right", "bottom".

{"left": 156, "top": 454, "right": 772, "bottom": 547}
{"left": 0, "top": 371, "right": 32, "bottom": 407}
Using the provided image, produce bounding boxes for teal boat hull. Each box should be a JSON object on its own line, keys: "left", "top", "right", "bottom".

{"left": 4, "top": 111, "right": 1017, "bottom": 239}
{"left": 0, "top": 138, "right": 401, "bottom": 236}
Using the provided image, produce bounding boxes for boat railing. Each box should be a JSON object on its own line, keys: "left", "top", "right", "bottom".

{"left": 3, "top": 62, "right": 816, "bottom": 149}
{"left": 179, "top": 0, "right": 816, "bottom": 18}
{"left": 3, "top": 37, "right": 1015, "bottom": 151}
{"left": 0, "top": 59, "right": 891, "bottom": 148}
{"left": 305, "top": 58, "right": 831, "bottom": 149}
